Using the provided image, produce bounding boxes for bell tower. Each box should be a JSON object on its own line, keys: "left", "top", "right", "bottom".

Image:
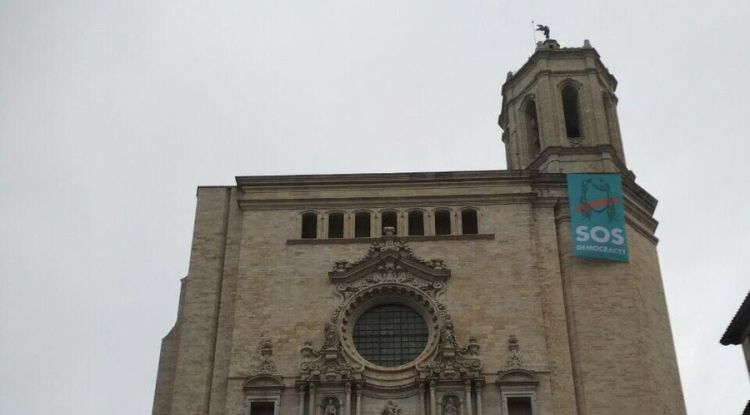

{"left": 499, "top": 38, "right": 626, "bottom": 173}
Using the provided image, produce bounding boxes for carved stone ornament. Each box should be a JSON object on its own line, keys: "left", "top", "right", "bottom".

{"left": 299, "top": 229, "right": 483, "bottom": 386}
{"left": 251, "top": 335, "right": 278, "bottom": 376}
{"left": 442, "top": 396, "right": 459, "bottom": 415}
{"left": 322, "top": 397, "right": 339, "bottom": 415}
{"left": 243, "top": 335, "right": 284, "bottom": 392}
{"left": 505, "top": 335, "right": 524, "bottom": 369}
{"left": 382, "top": 400, "right": 400, "bottom": 415}
{"left": 415, "top": 323, "right": 482, "bottom": 380}
{"left": 496, "top": 335, "right": 538, "bottom": 390}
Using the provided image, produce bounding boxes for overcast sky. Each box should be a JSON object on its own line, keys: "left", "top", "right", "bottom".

{"left": 1, "top": 1, "right": 749, "bottom": 414}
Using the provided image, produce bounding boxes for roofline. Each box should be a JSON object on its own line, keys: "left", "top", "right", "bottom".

{"left": 235, "top": 169, "right": 533, "bottom": 187}
{"left": 503, "top": 46, "right": 618, "bottom": 92}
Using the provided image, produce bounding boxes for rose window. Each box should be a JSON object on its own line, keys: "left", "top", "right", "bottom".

{"left": 352, "top": 303, "right": 428, "bottom": 367}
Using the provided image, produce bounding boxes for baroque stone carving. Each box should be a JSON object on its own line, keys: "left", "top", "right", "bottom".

{"left": 323, "top": 397, "right": 339, "bottom": 415}
{"left": 250, "top": 335, "right": 278, "bottom": 376}
{"left": 299, "top": 229, "right": 483, "bottom": 386}
{"left": 443, "top": 396, "right": 459, "bottom": 415}
{"left": 416, "top": 322, "right": 482, "bottom": 380}
{"left": 299, "top": 321, "right": 363, "bottom": 382}
{"left": 382, "top": 400, "right": 400, "bottom": 415}
{"left": 505, "top": 334, "right": 524, "bottom": 369}
{"left": 243, "top": 335, "right": 284, "bottom": 393}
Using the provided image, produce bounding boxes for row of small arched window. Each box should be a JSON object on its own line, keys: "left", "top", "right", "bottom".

{"left": 300, "top": 208, "right": 479, "bottom": 239}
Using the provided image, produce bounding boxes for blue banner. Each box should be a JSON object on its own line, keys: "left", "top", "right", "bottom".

{"left": 567, "top": 173, "right": 628, "bottom": 262}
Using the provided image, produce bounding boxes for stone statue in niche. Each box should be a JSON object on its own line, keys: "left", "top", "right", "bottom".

{"left": 441, "top": 322, "right": 457, "bottom": 348}
{"left": 443, "top": 397, "right": 458, "bottom": 415}
{"left": 382, "top": 400, "right": 400, "bottom": 415}
{"left": 324, "top": 398, "right": 337, "bottom": 415}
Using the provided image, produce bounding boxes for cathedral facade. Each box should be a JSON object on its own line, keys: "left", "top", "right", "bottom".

{"left": 152, "top": 40, "right": 687, "bottom": 415}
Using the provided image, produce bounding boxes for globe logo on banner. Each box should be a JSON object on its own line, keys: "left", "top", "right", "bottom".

{"left": 566, "top": 173, "right": 629, "bottom": 262}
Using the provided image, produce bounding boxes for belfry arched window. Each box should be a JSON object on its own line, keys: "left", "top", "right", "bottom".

{"left": 561, "top": 84, "right": 582, "bottom": 139}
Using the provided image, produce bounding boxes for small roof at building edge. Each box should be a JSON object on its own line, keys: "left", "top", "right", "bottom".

{"left": 720, "top": 289, "right": 750, "bottom": 345}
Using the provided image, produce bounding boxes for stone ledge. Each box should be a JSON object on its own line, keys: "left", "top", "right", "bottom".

{"left": 287, "top": 234, "right": 495, "bottom": 245}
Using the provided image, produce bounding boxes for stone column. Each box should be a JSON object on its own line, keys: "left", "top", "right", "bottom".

{"left": 355, "top": 384, "right": 362, "bottom": 415}
{"left": 298, "top": 385, "right": 307, "bottom": 415}
{"left": 345, "top": 382, "right": 352, "bottom": 415}
{"left": 452, "top": 209, "right": 459, "bottom": 235}
{"left": 418, "top": 382, "right": 426, "bottom": 415}
{"left": 309, "top": 383, "right": 316, "bottom": 415}
{"left": 430, "top": 381, "right": 437, "bottom": 415}
{"left": 474, "top": 381, "right": 483, "bottom": 415}
{"left": 464, "top": 381, "right": 473, "bottom": 415}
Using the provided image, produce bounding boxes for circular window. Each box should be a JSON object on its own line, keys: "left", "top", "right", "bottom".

{"left": 352, "top": 303, "right": 428, "bottom": 367}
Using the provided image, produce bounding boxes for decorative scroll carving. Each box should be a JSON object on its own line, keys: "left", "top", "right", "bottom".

{"left": 382, "top": 400, "right": 400, "bottom": 415}
{"left": 243, "top": 336, "right": 283, "bottom": 393}
{"left": 417, "top": 322, "right": 482, "bottom": 380}
{"left": 250, "top": 335, "right": 278, "bottom": 376}
{"left": 329, "top": 227, "right": 450, "bottom": 288}
{"left": 496, "top": 335, "right": 539, "bottom": 391}
{"left": 299, "top": 321, "right": 363, "bottom": 382}
{"left": 505, "top": 335, "right": 524, "bottom": 369}
{"left": 299, "top": 230, "right": 483, "bottom": 387}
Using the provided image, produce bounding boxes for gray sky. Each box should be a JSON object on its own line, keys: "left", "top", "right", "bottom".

{"left": 1, "top": 1, "right": 749, "bottom": 414}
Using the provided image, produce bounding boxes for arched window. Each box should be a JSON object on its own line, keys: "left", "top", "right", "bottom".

{"left": 434, "top": 210, "right": 451, "bottom": 235}
{"left": 355, "top": 212, "right": 371, "bottom": 238}
{"left": 524, "top": 99, "right": 541, "bottom": 154}
{"left": 328, "top": 212, "right": 344, "bottom": 238}
{"left": 461, "top": 209, "right": 478, "bottom": 235}
{"left": 408, "top": 211, "right": 424, "bottom": 236}
{"left": 301, "top": 212, "right": 318, "bottom": 239}
{"left": 381, "top": 211, "right": 398, "bottom": 234}
{"left": 561, "top": 84, "right": 582, "bottom": 138}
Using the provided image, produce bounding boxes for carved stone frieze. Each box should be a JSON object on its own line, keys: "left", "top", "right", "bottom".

{"left": 329, "top": 227, "right": 450, "bottom": 287}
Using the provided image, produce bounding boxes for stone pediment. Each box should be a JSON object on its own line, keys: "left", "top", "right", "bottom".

{"left": 496, "top": 369, "right": 538, "bottom": 386}
{"left": 329, "top": 228, "right": 450, "bottom": 284}
{"left": 243, "top": 374, "right": 284, "bottom": 390}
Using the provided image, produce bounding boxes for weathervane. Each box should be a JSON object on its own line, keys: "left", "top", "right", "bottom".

{"left": 536, "top": 24, "right": 550, "bottom": 40}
